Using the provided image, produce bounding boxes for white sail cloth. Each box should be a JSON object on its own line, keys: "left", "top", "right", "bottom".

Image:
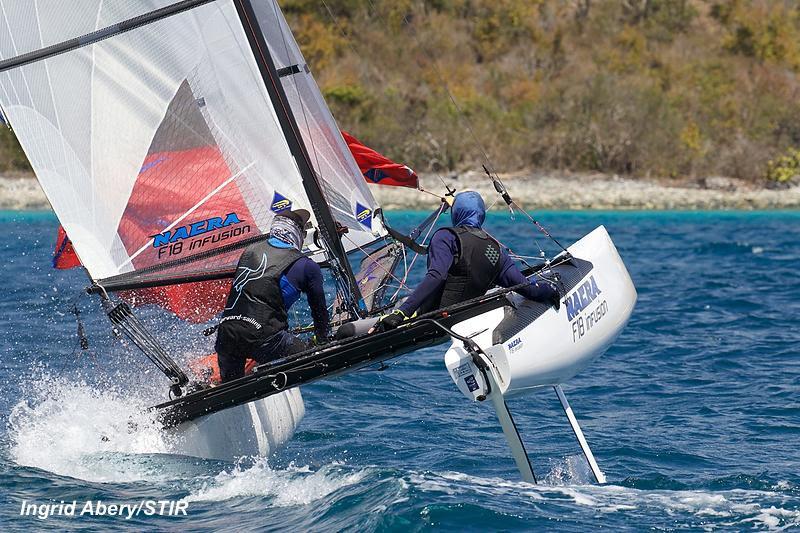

{"left": 253, "top": 1, "right": 383, "bottom": 238}
{"left": 0, "top": 0, "right": 382, "bottom": 280}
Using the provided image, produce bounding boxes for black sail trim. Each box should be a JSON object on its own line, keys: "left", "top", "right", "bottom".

{"left": 0, "top": 0, "right": 216, "bottom": 73}
{"left": 277, "top": 64, "right": 303, "bottom": 77}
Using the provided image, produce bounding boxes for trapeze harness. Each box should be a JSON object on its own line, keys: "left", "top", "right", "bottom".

{"left": 215, "top": 241, "right": 303, "bottom": 356}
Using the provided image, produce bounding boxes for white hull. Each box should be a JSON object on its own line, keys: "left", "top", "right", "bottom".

{"left": 164, "top": 388, "right": 305, "bottom": 461}
{"left": 446, "top": 226, "right": 636, "bottom": 398}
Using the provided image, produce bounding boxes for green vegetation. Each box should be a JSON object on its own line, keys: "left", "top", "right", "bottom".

{"left": 0, "top": 125, "right": 28, "bottom": 173}
{"left": 766, "top": 147, "right": 800, "bottom": 184}
{"left": 3, "top": 0, "right": 800, "bottom": 182}
{"left": 286, "top": 0, "right": 800, "bottom": 182}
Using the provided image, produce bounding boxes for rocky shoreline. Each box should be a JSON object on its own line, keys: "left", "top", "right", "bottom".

{"left": 378, "top": 172, "right": 800, "bottom": 210}
{"left": 3, "top": 171, "right": 800, "bottom": 211}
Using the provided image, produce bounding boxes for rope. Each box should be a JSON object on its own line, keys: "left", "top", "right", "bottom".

{"left": 391, "top": 202, "right": 445, "bottom": 301}
{"left": 342, "top": 234, "right": 409, "bottom": 291}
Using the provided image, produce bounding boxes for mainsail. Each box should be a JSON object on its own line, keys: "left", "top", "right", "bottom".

{"left": 0, "top": 0, "right": 383, "bottom": 309}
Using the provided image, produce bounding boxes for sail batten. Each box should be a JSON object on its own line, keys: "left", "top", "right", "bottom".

{"left": 0, "top": 1, "right": 216, "bottom": 74}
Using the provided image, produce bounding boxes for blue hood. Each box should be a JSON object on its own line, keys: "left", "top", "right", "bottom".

{"left": 451, "top": 191, "right": 486, "bottom": 228}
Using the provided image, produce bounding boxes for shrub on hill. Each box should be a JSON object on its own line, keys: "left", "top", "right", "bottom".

{"left": 2, "top": 0, "right": 800, "bottom": 182}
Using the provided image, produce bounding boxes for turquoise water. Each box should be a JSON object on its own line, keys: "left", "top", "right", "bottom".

{"left": 2, "top": 210, "right": 800, "bottom": 531}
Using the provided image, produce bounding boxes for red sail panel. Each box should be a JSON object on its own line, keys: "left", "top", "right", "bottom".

{"left": 342, "top": 131, "right": 419, "bottom": 189}
{"left": 118, "top": 146, "right": 255, "bottom": 271}
{"left": 51, "top": 145, "right": 248, "bottom": 323}
{"left": 53, "top": 225, "right": 81, "bottom": 269}
{"left": 52, "top": 125, "right": 408, "bottom": 322}
{"left": 118, "top": 280, "right": 229, "bottom": 323}
{"left": 114, "top": 145, "right": 252, "bottom": 323}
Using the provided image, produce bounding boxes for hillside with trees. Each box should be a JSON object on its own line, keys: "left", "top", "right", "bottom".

{"left": 2, "top": 0, "right": 800, "bottom": 185}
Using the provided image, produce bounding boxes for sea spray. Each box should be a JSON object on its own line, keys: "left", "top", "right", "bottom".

{"left": 8, "top": 372, "right": 170, "bottom": 482}
{"left": 184, "top": 459, "right": 366, "bottom": 506}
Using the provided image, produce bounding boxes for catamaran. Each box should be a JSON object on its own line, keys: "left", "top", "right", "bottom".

{"left": 0, "top": 0, "right": 636, "bottom": 483}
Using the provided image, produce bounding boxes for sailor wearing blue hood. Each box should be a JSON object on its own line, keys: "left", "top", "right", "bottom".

{"left": 374, "top": 191, "right": 560, "bottom": 332}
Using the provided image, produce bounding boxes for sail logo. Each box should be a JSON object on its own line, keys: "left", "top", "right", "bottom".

{"left": 355, "top": 203, "right": 372, "bottom": 228}
{"left": 151, "top": 212, "right": 250, "bottom": 260}
{"left": 565, "top": 275, "right": 602, "bottom": 321}
{"left": 152, "top": 213, "right": 243, "bottom": 248}
{"left": 271, "top": 192, "right": 292, "bottom": 213}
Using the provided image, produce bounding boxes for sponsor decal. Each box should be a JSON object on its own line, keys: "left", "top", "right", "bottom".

{"left": 271, "top": 191, "right": 292, "bottom": 213}
{"left": 464, "top": 374, "right": 480, "bottom": 393}
{"left": 355, "top": 202, "right": 372, "bottom": 228}
{"left": 565, "top": 275, "right": 602, "bottom": 321}
{"left": 507, "top": 337, "right": 522, "bottom": 353}
{"left": 219, "top": 315, "right": 262, "bottom": 329}
{"left": 565, "top": 274, "right": 609, "bottom": 343}
{"left": 453, "top": 362, "right": 472, "bottom": 378}
{"left": 151, "top": 212, "right": 250, "bottom": 260}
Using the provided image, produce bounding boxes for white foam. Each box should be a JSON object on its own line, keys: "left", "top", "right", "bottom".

{"left": 543, "top": 454, "right": 595, "bottom": 485}
{"left": 8, "top": 374, "right": 172, "bottom": 482}
{"left": 184, "top": 460, "right": 366, "bottom": 506}
{"left": 408, "top": 468, "right": 800, "bottom": 529}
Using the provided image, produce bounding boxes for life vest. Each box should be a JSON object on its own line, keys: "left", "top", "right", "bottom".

{"left": 215, "top": 241, "right": 302, "bottom": 355}
{"left": 438, "top": 226, "right": 503, "bottom": 308}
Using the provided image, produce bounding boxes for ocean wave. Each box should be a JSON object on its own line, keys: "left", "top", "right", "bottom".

{"left": 184, "top": 460, "right": 366, "bottom": 507}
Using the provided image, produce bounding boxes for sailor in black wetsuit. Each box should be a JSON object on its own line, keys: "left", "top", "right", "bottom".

{"left": 374, "top": 191, "right": 560, "bottom": 331}
{"left": 215, "top": 209, "right": 329, "bottom": 382}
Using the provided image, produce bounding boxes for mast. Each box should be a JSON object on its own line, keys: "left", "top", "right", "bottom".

{"left": 232, "top": 0, "right": 364, "bottom": 317}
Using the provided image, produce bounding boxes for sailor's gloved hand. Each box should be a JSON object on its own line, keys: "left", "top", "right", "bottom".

{"left": 545, "top": 283, "right": 562, "bottom": 311}
{"left": 532, "top": 280, "right": 562, "bottom": 311}
{"left": 373, "top": 310, "right": 407, "bottom": 333}
{"left": 550, "top": 288, "right": 562, "bottom": 311}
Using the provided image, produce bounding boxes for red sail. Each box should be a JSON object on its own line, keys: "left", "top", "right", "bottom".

{"left": 53, "top": 221, "right": 228, "bottom": 323}
{"left": 53, "top": 226, "right": 82, "bottom": 269}
{"left": 53, "top": 129, "right": 413, "bottom": 322}
{"left": 52, "top": 146, "right": 242, "bottom": 323}
{"left": 341, "top": 131, "right": 419, "bottom": 189}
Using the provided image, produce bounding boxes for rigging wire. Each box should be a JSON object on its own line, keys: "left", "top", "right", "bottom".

{"left": 342, "top": 234, "right": 410, "bottom": 291}
{"left": 104, "top": 299, "right": 188, "bottom": 392}
{"left": 267, "top": 0, "right": 361, "bottom": 319}
{"left": 58, "top": 292, "right": 96, "bottom": 374}
{"left": 390, "top": 201, "right": 445, "bottom": 301}
{"left": 359, "top": 0, "right": 567, "bottom": 255}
